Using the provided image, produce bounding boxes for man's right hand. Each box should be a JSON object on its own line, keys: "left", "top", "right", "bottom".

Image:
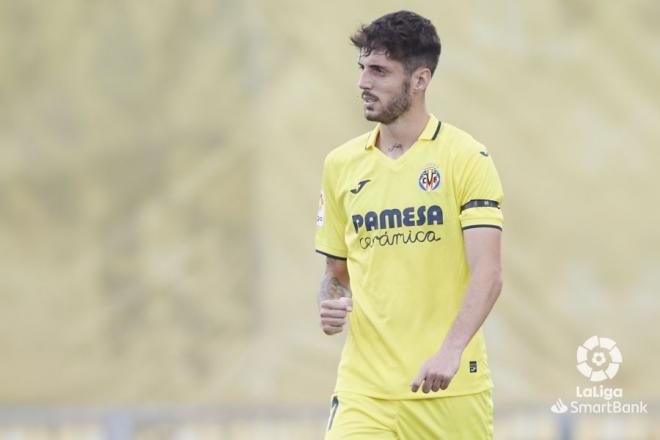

{"left": 319, "top": 297, "right": 352, "bottom": 335}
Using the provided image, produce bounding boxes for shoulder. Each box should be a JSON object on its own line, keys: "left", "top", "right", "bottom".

{"left": 440, "top": 122, "right": 486, "bottom": 157}
{"left": 324, "top": 131, "right": 371, "bottom": 168}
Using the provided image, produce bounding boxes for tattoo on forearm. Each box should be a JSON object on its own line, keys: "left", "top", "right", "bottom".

{"left": 319, "top": 274, "right": 352, "bottom": 303}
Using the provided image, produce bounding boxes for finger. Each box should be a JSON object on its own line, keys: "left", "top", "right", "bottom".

{"left": 422, "top": 376, "right": 433, "bottom": 394}
{"left": 321, "top": 320, "right": 345, "bottom": 330}
{"left": 321, "top": 317, "right": 346, "bottom": 327}
{"left": 410, "top": 370, "right": 425, "bottom": 392}
{"left": 339, "top": 297, "right": 353, "bottom": 312}
{"left": 430, "top": 375, "right": 442, "bottom": 392}
{"left": 321, "top": 300, "right": 350, "bottom": 311}
{"left": 439, "top": 377, "right": 450, "bottom": 390}
{"left": 320, "top": 309, "right": 348, "bottom": 318}
{"left": 322, "top": 325, "right": 344, "bottom": 335}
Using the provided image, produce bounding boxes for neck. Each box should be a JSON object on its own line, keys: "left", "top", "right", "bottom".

{"left": 377, "top": 103, "right": 429, "bottom": 150}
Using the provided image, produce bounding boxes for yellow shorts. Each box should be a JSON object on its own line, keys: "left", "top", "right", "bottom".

{"left": 324, "top": 389, "right": 493, "bottom": 440}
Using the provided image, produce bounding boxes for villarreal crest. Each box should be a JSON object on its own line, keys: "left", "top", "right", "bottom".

{"left": 418, "top": 167, "right": 441, "bottom": 192}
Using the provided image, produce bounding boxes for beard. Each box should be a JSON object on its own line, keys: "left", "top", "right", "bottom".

{"left": 363, "top": 78, "right": 412, "bottom": 124}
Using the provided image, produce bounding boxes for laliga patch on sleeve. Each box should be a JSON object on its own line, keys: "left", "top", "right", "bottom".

{"left": 469, "top": 361, "right": 477, "bottom": 373}
{"left": 316, "top": 190, "right": 325, "bottom": 226}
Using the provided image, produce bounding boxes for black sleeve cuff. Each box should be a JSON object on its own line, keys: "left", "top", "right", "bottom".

{"left": 315, "top": 250, "right": 347, "bottom": 260}
{"left": 462, "top": 224, "right": 502, "bottom": 231}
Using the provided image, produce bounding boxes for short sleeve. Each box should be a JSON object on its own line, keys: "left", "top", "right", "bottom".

{"left": 315, "top": 155, "right": 348, "bottom": 259}
{"left": 455, "top": 147, "right": 504, "bottom": 230}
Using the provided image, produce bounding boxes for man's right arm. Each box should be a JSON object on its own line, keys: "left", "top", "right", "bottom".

{"left": 318, "top": 256, "right": 352, "bottom": 335}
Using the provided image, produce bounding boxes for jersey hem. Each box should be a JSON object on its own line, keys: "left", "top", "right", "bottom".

{"left": 314, "top": 242, "right": 348, "bottom": 259}
{"left": 333, "top": 382, "right": 494, "bottom": 400}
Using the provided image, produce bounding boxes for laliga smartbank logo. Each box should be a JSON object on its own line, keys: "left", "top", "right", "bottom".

{"left": 550, "top": 336, "right": 647, "bottom": 415}
{"left": 576, "top": 335, "right": 622, "bottom": 382}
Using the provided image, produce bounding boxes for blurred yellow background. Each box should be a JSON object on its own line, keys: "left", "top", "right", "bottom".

{"left": 1, "top": 0, "right": 658, "bottom": 438}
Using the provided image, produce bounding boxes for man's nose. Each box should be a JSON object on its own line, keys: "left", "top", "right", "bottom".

{"left": 358, "top": 70, "right": 371, "bottom": 90}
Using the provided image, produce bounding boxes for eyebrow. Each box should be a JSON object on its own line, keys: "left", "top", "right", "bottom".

{"left": 357, "top": 62, "right": 389, "bottom": 72}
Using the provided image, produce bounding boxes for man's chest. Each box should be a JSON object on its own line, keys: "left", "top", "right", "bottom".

{"left": 338, "top": 158, "right": 457, "bottom": 220}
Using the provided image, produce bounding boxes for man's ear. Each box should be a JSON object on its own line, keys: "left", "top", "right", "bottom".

{"left": 412, "top": 67, "right": 432, "bottom": 92}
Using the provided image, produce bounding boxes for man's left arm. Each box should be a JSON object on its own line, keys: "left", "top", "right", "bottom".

{"left": 411, "top": 227, "right": 503, "bottom": 393}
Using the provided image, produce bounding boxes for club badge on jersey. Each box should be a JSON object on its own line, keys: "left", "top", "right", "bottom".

{"left": 418, "top": 166, "right": 441, "bottom": 192}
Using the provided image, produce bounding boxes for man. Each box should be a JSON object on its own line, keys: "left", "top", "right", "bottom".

{"left": 315, "top": 10, "right": 503, "bottom": 439}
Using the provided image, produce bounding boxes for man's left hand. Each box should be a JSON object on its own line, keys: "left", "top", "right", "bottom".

{"left": 410, "top": 346, "right": 462, "bottom": 393}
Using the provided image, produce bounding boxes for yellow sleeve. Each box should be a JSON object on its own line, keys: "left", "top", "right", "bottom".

{"left": 314, "top": 155, "right": 348, "bottom": 259}
{"left": 455, "top": 146, "right": 504, "bottom": 230}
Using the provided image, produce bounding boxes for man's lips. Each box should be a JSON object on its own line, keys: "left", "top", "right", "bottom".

{"left": 362, "top": 93, "right": 378, "bottom": 103}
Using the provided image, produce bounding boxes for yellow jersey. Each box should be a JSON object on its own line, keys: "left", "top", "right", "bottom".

{"left": 315, "top": 114, "right": 504, "bottom": 399}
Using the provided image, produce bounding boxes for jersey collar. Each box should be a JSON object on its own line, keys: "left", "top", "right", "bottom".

{"left": 364, "top": 114, "right": 441, "bottom": 150}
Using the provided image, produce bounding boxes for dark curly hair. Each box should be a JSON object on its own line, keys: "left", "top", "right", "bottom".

{"left": 350, "top": 11, "right": 441, "bottom": 75}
